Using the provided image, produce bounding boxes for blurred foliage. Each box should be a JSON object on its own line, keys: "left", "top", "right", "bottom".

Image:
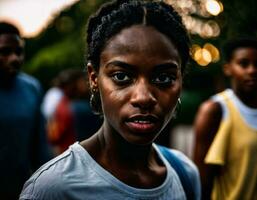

{"left": 23, "top": 0, "right": 105, "bottom": 88}
{"left": 22, "top": 0, "right": 257, "bottom": 124}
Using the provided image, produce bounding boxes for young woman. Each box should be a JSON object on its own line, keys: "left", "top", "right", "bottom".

{"left": 20, "top": 1, "right": 200, "bottom": 199}
{"left": 193, "top": 38, "right": 257, "bottom": 200}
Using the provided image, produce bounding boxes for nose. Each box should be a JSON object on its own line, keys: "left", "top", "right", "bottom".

{"left": 130, "top": 78, "right": 157, "bottom": 110}
{"left": 247, "top": 63, "right": 257, "bottom": 76}
{"left": 9, "top": 52, "right": 20, "bottom": 61}
{"left": 9, "top": 52, "right": 22, "bottom": 66}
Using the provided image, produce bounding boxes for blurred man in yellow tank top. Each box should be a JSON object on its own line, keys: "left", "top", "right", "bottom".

{"left": 193, "top": 38, "right": 257, "bottom": 200}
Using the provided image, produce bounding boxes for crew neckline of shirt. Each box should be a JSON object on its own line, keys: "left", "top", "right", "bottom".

{"left": 227, "top": 89, "right": 257, "bottom": 114}
{"left": 71, "top": 142, "right": 177, "bottom": 198}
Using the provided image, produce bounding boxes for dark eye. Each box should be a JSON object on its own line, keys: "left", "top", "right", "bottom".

{"left": 0, "top": 47, "right": 12, "bottom": 56}
{"left": 152, "top": 73, "right": 176, "bottom": 86}
{"left": 112, "top": 71, "right": 131, "bottom": 83}
{"left": 15, "top": 47, "right": 24, "bottom": 56}
{"left": 238, "top": 59, "right": 249, "bottom": 68}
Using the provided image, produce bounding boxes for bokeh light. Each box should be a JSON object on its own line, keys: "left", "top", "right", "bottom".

{"left": 191, "top": 43, "right": 220, "bottom": 66}
{"left": 204, "top": 43, "right": 220, "bottom": 62}
{"left": 165, "top": 0, "right": 222, "bottom": 38}
{"left": 205, "top": 0, "right": 223, "bottom": 16}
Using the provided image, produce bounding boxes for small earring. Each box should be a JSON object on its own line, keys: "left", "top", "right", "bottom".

{"left": 90, "top": 87, "right": 97, "bottom": 107}
{"left": 177, "top": 98, "right": 181, "bottom": 109}
{"left": 172, "top": 98, "right": 182, "bottom": 119}
{"left": 90, "top": 87, "right": 102, "bottom": 115}
{"left": 91, "top": 87, "right": 97, "bottom": 93}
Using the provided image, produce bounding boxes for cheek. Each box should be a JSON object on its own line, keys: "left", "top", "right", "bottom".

{"left": 160, "top": 92, "right": 179, "bottom": 112}
{"left": 161, "top": 83, "right": 181, "bottom": 113}
{"left": 0, "top": 57, "right": 7, "bottom": 65}
{"left": 230, "top": 67, "right": 245, "bottom": 80}
{"left": 101, "top": 90, "right": 123, "bottom": 111}
{"left": 0, "top": 59, "right": 9, "bottom": 70}
{"left": 99, "top": 80, "right": 128, "bottom": 117}
{"left": 19, "top": 55, "right": 25, "bottom": 63}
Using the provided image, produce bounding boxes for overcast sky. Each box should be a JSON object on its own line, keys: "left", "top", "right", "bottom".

{"left": 0, "top": 0, "right": 79, "bottom": 37}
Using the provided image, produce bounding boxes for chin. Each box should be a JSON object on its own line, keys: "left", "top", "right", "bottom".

{"left": 125, "top": 132, "right": 159, "bottom": 146}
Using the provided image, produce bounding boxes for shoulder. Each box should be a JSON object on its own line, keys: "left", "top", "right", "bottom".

{"left": 20, "top": 147, "right": 77, "bottom": 199}
{"left": 194, "top": 98, "right": 223, "bottom": 139}
{"left": 18, "top": 73, "right": 41, "bottom": 88}
{"left": 17, "top": 73, "right": 42, "bottom": 95}
{"left": 197, "top": 99, "right": 222, "bottom": 118}
{"left": 169, "top": 149, "right": 201, "bottom": 200}
{"left": 169, "top": 149, "right": 199, "bottom": 179}
{"left": 43, "top": 87, "right": 63, "bottom": 100}
{"left": 156, "top": 144, "right": 198, "bottom": 176}
{"left": 157, "top": 145, "right": 201, "bottom": 199}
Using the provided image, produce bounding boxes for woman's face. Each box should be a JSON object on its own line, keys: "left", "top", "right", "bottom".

{"left": 88, "top": 25, "right": 182, "bottom": 145}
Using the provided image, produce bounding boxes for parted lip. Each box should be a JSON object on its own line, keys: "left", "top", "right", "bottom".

{"left": 126, "top": 114, "right": 159, "bottom": 123}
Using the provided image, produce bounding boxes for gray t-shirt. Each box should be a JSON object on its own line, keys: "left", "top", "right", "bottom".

{"left": 20, "top": 143, "right": 197, "bottom": 200}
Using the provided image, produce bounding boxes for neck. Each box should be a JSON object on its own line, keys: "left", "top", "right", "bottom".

{"left": 100, "top": 127, "right": 155, "bottom": 165}
{"left": 83, "top": 124, "right": 157, "bottom": 170}
{"left": 0, "top": 75, "right": 15, "bottom": 89}
{"left": 80, "top": 124, "right": 166, "bottom": 188}
{"left": 233, "top": 89, "right": 257, "bottom": 108}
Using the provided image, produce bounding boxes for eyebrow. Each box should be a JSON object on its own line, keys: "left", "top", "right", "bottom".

{"left": 105, "top": 60, "right": 179, "bottom": 71}
{"left": 106, "top": 61, "right": 134, "bottom": 70}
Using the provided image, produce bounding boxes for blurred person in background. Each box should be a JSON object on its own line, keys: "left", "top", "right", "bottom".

{"left": 47, "top": 69, "right": 101, "bottom": 155}
{"left": 41, "top": 75, "right": 64, "bottom": 122}
{"left": 193, "top": 38, "right": 257, "bottom": 200}
{"left": 0, "top": 21, "right": 53, "bottom": 200}
{"left": 70, "top": 70, "right": 102, "bottom": 142}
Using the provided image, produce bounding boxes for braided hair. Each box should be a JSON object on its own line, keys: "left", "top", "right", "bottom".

{"left": 86, "top": 0, "right": 190, "bottom": 74}
{"left": 86, "top": 0, "right": 190, "bottom": 114}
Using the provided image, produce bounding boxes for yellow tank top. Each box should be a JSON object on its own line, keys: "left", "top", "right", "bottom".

{"left": 204, "top": 91, "right": 257, "bottom": 200}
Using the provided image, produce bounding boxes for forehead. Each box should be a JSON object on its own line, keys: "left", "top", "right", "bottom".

{"left": 101, "top": 25, "right": 180, "bottom": 64}
{"left": 232, "top": 47, "right": 257, "bottom": 60}
{"left": 0, "top": 33, "right": 24, "bottom": 48}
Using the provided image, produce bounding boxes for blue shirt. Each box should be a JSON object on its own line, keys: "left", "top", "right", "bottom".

{"left": 0, "top": 73, "right": 52, "bottom": 199}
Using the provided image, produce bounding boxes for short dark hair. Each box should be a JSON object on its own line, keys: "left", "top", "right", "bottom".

{"left": 223, "top": 38, "right": 257, "bottom": 62}
{"left": 86, "top": 0, "right": 190, "bottom": 74}
{"left": 0, "top": 22, "right": 20, "bottom": 36}
{"left": 53, "top": 69, "right": 85, "bottom": 88}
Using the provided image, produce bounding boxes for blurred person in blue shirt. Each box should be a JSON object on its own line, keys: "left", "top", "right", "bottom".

{"left": 0, "top": 21, "right": 53, "bottom": 200}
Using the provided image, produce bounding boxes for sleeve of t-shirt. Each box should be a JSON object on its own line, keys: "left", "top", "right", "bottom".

{"left": 19, "top": 166, "right": 65, "bottom": 200}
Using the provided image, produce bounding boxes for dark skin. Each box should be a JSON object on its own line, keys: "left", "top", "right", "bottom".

{"left": 0, "top": 33, "right": 24, "bottom": 87}
{"left": 193, "top": 47, "right": 257, "bottom": 199}
{"left": 224, "top": 47, "right": 257, "bottom": 108}
{"left": 81, "top": 25, "right": 182, "bottom": 189}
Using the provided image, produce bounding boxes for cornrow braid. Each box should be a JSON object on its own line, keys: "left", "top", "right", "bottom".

{"left": 86, "top": 0, "right": 190, "bottom": 73}
{"left": 86, "top": 0, "right": 123, "bottom": 48}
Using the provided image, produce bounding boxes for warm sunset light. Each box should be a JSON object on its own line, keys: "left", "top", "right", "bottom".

{"left": 0, "top": 0, "right": 79, "bottom": 38}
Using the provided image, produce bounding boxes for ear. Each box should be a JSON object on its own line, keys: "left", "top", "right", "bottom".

{"left": 87, "top": 62, "right": 98, "bottom": 90}
{"left": 223, "top": 63, "right": 232, "bottom": 77}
